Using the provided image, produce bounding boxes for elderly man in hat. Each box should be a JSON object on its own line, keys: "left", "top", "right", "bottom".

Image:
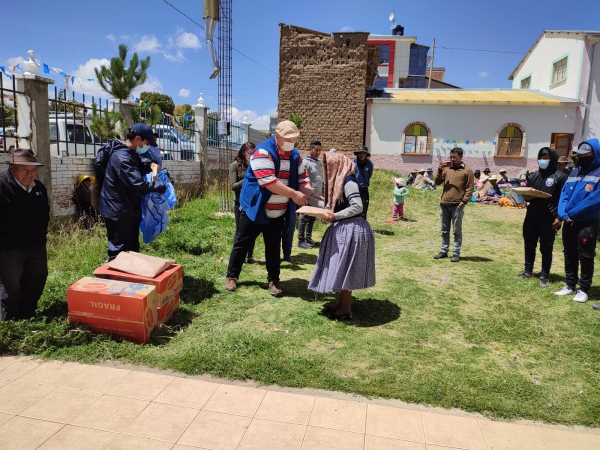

{"left": 225, "top": 121, "right": 318, "bottom": 297}
{"left": 0, "top": 149, "right": 49, "bottom": 320}
{"left": 353, "top": 145, "right": 374, "bottom": 219}
{"left": 556, "top": 155, "right": 569, "bottom": 177}
{"left": 407, "top": 169, "right": 418, "bottom": 186}
{"left": 100, "top": 123, "right": 166, "bottom": 261}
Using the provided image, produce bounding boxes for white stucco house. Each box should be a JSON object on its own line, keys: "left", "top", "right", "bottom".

{"left": 508, "top": 30, "right": 600, "bottom": 148}
{"left": 366, "top": 89, "right": 579, "bottom": 177}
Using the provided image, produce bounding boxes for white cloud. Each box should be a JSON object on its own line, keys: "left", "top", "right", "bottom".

{"left": 340, "top": 26, "right": 354, "bottom": 32}
{"left": 71, "top": 58, "right": 111, "bottom": 99}
{"left": 6, "top": 57, "right": 22, "bottom": 67}
{"left": 106, "top": 34, "right": 116, "bottom": 43}
{"left": 178, "top": 88, "right": 190, "bottom": 98}
{"left": 164, "top": 49, "right": 186, "bottom": 62}
{"left": 132, "top": 75, "right": 163, "bottom": 96}
{"left": 478, "top": 71, "right": 490, "bottom": 78}
{"left": 176, "top": 29, "right": 201, "bottom": 50}
{"left": 134, "top": 35, "right": 161, "bottom": 53}
{"left": 232, "top": 107, "right": 272, "bottom": 130}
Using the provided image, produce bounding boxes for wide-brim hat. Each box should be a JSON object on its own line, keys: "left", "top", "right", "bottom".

{"left": 557, "top": 155, "right": 569, "bottom": 163}
{"left": 483, "top": 167, "right": 491, "bottom": 172}
{"left": 499, "top": 169, "right": 507, "bottom": 174}
{"left": 6, "top": 148, "right": 43, "bottom": 166}
{"left": 418, "top": 168, "right": 427, "bottom": 173}
{"left": 394, "top": 177, "right": 406, "bottom": 186}
{"left": 354, "top": 145, "right": 370, "bottom": 156}
{"left": 410, "top": 169, "right": 418, "bottom": 174}
{"left": 474, "top": 169, "right": 481, "bottom": 174}
{"left": 488, "top": 175, "right": 499, "bottom": 181}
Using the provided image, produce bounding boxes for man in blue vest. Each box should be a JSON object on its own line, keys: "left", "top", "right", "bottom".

{"left": 225, "top": 121, "right": 319, "bottom": 297}
{"left": 353, "top": 145, "right": 374, "bottom": 219}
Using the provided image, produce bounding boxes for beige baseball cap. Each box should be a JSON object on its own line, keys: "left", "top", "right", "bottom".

{"left": 275, "top": 120, "right": 300, "bottom": 139}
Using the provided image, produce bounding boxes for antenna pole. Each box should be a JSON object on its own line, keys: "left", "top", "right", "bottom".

{"left": 428, "top": 38, "right": 435, "bottom": 89}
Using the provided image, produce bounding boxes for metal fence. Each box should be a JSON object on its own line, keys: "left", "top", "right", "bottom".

{"left": 135, "top": 108, "right": 199, "bottom": 161}
{"left": 0, "top": 76, "right": 21, "bottom": 153}
{"left": 49, "top": 87, "right": 109, "bottom": 157}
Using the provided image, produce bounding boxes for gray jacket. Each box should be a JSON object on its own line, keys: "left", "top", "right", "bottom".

{"left": 303, "top": 155, "right": 323, "bottom": 195}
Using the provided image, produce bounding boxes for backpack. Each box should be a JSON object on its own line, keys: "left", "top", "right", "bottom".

{"left": 94, "top": 141, "right": 116, "bottom": 188}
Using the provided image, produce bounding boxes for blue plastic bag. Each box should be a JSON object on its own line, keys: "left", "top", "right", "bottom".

{"left": 140, "top": 170, "right": 177, "bottom": 244}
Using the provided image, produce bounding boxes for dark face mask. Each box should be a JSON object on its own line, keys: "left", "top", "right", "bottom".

{"left": 579, "top": 155, "right": 594, "bottom": 168}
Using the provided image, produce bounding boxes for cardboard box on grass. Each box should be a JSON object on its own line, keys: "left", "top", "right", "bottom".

{"left": 94, "top": 264, "right": 183, "bottom": 308}
{"left": 67, "top": 277, "right": 158, "bottom": 344}
{"left": 158, "top": 293, "right": 180, "bottom": 326}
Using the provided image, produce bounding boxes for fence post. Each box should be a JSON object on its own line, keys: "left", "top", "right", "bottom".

{"left": 14, "top": 74, "right": 55, "bottom": 197}
{"left": 194, "top": 94, "right": 208, "bottom": 183}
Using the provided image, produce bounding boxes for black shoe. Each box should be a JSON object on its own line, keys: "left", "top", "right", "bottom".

{"left": 433, "top": 252, "right": 448, "bottom": 259}
{"left": 306, "top": 238, "right": 319, "bottom": 247}
{"left": 283, "top": 255, "right": 292, "bottom": 263}
{"left": 539, "top": 277, "right": 550, "bottom": 288}
{"left": 451, "top": 255, "right": 460, "bottom": 263}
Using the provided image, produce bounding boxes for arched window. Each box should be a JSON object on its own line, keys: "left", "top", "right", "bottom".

{"left": 402, "top": 122, "right": 431, "bottom": 154}
{"left": 495, "top": 123, "right": 526, "bottom": 157}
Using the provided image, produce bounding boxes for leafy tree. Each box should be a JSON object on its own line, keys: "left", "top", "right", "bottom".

{"left": 48, "top": 89, "right": 83, "bottom": 115}
{"left": 130, "top": 105, "right": 163, "bottom": 127}
{"left": 173, "top": 104, "right": 194, "bottom": 117}
{"left": 0, "top": 103, "right": 15, "bottom": 126}
{"left": 288, "top": 112, "right": 302, "bottom": 129}
{"left": 140, "top": 92, "right": 175, "bottom": 115}
{"left": 89, "top": 103, "right": 125, "bottom": 140}
{"left": 94, "top": 44, "right": 150, "bottom": 108}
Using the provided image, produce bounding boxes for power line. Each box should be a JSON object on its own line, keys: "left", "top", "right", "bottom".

{"left": 439, "top": 46, "right": 527, "bottom": 55}
{"left": 160, "top": 0, "right": 277, "bottom": 74}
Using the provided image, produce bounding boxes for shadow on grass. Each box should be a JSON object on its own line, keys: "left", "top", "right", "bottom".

{"left": 181, "top": 275, "right": 218, "bottom": 304}
{"left": 320, "top": 298, "right": 401, "bottom": 327}
{"left": 460, "top": 256, "right": 494, "bottom": 262}
{"left": 152, "top": 307, "right": 196, "bottom": 344}
{"left": 373, "top": 229, "right": 396, "bottom": 236}
{"left": 293, "top": 253, "right": 318, "bottom": 265}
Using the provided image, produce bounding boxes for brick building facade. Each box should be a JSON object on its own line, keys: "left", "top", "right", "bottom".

{"left": 277, "top": 24, "right": 379, "bottom": 154}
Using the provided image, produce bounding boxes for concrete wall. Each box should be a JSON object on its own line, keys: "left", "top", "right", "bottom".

{"left": 583, "top": 41, "right": 600, "bottom": 141}
{"left": 278, "top": 24, "right": 373, "bottom": 155}
{"left": 367, "top": 101, "right": 578, "bottom": 178}
{"left": 511, "top": 32, "right": 585, "bottom": 98}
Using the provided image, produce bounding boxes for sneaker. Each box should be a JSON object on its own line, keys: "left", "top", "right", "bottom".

{"left": 268, "top": 280, "right": 283, "bottom": 297}
{"left": 539, "top": 277, "right": 549, "bottom": 288}
{"left": 573, "top": 290, "right": 589, "bottom": 303}
{"left": 283, "top": 255, "right": 292, "bottom": 263}
{"left": 224, "top": 277, "right": 237, "bottom": 292}
{"left": 306, "top": 238, "right": 320, "bottom": 247}
{"left": 433, "top": 252, "right": 448, "bottom": 259}
{"left": 554, "top": 286, "right": 575, "bottom": 296}
{"left": 516, "top": 273, "right": 533, "bottom": 279}
{"left": 451, "top": 255, "right": 460, "bottom": 263}
{"left": 298, "top": 241, "right": 311, "bottom": 250}
{"left": 592, "top": 303, "right": 600, "bottom": 310}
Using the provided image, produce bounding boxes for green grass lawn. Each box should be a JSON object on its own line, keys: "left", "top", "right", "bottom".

{"left": 1, "top": 169, "right": 600, "bottom": 427}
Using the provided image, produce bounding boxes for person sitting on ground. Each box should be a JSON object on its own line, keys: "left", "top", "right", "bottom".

{"left": 474, "top": 175, "right": 491, "bottom": 199}
{"left": 386, "top": 177, "right": 409, "bottom": 222}
{"left": 406, "top": 169, "right": 417, "bottom": 186}
{"left": 229, "top": 142, "right": 257, "bottom": 264}
{"left": 517, "top": 147, "right": 566, "bottom": 288}
{"left": 426, "top": 168, "right": 437, "bottom": 190}
{"left": 477, "top": 175, "right": 503, "bottom": 204}
{"left": 483, "top": 167, "right": 491, "bottom": 177}
{"left": 498, "top": 169, "right": 510, "bottom": 186}
{"left": 73, "top": 175, "right": 97, "bottom": 221}
{"left": 473, "top": 169, "right": 481, "bottom": 183}
{"left": 413, "top": 168, "right": 434, "bottom": 191}
{"left": 308, "top": 152, "right": 376, "bottom": 320}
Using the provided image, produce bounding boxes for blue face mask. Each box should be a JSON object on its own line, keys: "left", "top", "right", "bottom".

{"left": 136, "top": 144, "right": 149, "bottom": 154}
{"left": 538, "top": 160, "right": 550, "bottom": 170}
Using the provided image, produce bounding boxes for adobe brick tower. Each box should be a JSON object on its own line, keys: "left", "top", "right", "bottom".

{"left": 278, "top": 25, "right": 379, "bottom": 154}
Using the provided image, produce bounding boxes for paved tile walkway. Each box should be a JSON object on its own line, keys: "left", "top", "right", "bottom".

{"left": 0, "top": 356, "right": 598, "bottom": 449}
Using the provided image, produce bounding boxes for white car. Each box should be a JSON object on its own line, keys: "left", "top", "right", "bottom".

{"left": 154, "top": 124, "right": 195, "bottom": 161}
{"left": 49, "top": 117, "right": 103, "bottom": 157}
{"left": 0, "top": 126, "right": 17, "bottom": 153}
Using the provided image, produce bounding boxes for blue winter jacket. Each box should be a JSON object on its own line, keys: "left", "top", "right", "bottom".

{"left": 99, "top": 142, "right": 165, "bottom": 221}
{"left": 558, "top": 138, "right": 600, "bottom": 221}
{"left": 240, "top": 135, "right": 300, "bottom": 232}
{"left": 353, "top": 158, "right": 374, "bottom": 188}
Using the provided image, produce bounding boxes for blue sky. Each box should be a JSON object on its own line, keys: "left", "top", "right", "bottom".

{"left": 4, "top": 0, "right": 600, "bottom": 129}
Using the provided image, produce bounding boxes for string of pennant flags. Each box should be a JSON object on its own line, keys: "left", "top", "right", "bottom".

{"left": 432, "top": 138, "right": 498, "bottom": 146}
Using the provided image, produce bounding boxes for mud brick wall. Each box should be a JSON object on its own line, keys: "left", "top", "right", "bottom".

{"left": 278, "top": 25, "right": 375, "bottom": 154}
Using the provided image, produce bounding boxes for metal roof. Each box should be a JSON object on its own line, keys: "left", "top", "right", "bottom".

{"left": 371, "top": 89, "right": 580, "bottom": 106}
{"left": 508, "top": 30, "right": 600, "bottom": 80}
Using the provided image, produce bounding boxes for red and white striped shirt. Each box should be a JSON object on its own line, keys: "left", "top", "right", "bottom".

{"left": 250, "top": 148, "right": 310, "bottom": 218}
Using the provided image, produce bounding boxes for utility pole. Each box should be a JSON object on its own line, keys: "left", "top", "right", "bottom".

{"left": 428, "top": 38, "right": 435, "bottom": 89}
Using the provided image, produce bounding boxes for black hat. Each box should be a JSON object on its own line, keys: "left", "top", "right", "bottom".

{"left": 131, "top": 123, "right": 157, "bottom": 147}
{"left": 354, "top": 146, "right": 370, "bottom": 157}
{"left": 474, "top": 169, "right": 481, "bottom": 174}
{"left": 483, "top": 167, "right": 491, "bottom": 173}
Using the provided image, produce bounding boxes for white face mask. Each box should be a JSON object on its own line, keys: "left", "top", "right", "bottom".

{"left": 281, "top": 141, "right": 295, "bottom": 151}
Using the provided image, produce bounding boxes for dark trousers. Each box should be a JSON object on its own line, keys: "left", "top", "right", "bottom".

{"left": 298, "top": 214, "right": 316, "bottom": 242}
{"left": 281, "top": 213, "right": 297, "bottom": 258}
{"left": 523, "top": 215, "right": 556, "bottom": 278}
{"left": 227, "top": 211, "right": 285, "bottom": 281}
{"left": 105, "top": 218, "right": 140, "bottom": 261}
{"left": 359, "top": 187, "right": 370, "bottom": 219}
{"left": 562, "top": 220, "right": 598, "bottom": 292}
{"left": 0, "top": 246, "right": 48, "bottom": 320}
{"left": 234, "top": 201, "right": 255, "bottom": 259}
